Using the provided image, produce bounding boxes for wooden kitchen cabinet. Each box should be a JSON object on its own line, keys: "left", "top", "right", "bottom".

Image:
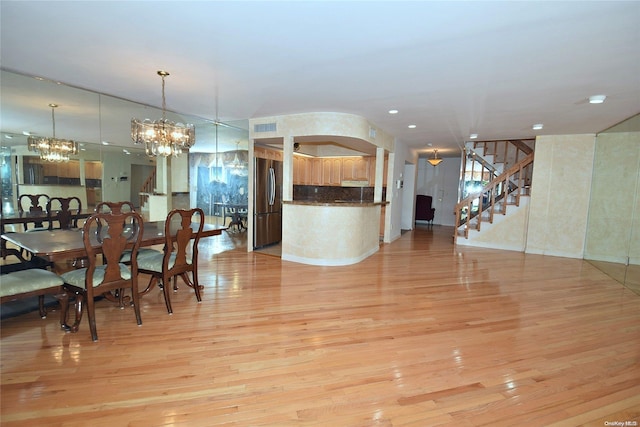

{"left": 293, "top": 155, "right": 310, "bottom": 185}
{"left": 293, "top": 155, "right": 382, "bottom": 187}
{"left": 255, "top": 146, "right": 283, "bottom": 161}
{"left": 57, "top": 162, "right": 69, "bottom": 178}
{"left": 85, "top": 161, "right": 102, "bottom": 179}
{"left": 322, "top": 158, "right": 342, "bottom": 186}
{"left": 42, "top": 162, "right": 58, "bottom": 177}
{"left": 254, "top": 146, "right": 268, "bottom": 159}
{"left": 39, "top": 159, "right": 79, "bottom": 178}
{"left": 342, "top": 157, "right": 370, "bottom": 182}
{"left": 59, "top": 161, "right": 80, "bottom": 178}
{"left": 310, "top": 158, "right": 323, "bottom": 185}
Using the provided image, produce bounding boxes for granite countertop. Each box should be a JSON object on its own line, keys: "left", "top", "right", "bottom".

{"left": 284, "top": 200, "right": 388, "bottom": 207}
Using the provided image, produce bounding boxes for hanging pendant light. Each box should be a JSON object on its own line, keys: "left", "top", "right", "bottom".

{"left": 27, "top": 104, "right": 78, "bottom": 162}
{"left": 131, "top": 70, "right": 195, "bottom": 157}
{"left": 427, "top": 149, "right": 443, "bottom": 166}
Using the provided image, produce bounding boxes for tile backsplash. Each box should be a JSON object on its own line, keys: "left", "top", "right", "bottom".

{"left": 293, "top": 185, "right": 385, "bottom": 202}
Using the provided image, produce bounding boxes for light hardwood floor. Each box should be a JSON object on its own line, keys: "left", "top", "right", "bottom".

{"left": 1, "top": 226, "right": 639, "bottom": 426}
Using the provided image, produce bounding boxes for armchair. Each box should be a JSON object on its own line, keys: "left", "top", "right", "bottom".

{"left": 415, "top": 195, "right": 435, "bottom": 225}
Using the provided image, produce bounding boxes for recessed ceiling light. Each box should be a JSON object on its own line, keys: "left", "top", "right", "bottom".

{"left": 532, "top": 123, "right": 544, "bottom": 130}
{"left": 589, "top": 95, "right": 606, "bottom": 104}
{"left": 22, "top": 131, "right": 32, "bottom": 136}
{"left": 388, "top": 109, "right": 398, "bottom": 114}
{"left": 469, "top": 134, "right": 478, "bottom": 139}
{"left": 4, "top": 135, "right": 13, "bottom": 139}
{"left": 408, "top": 124, "right": 417, "bottom": 129}
{"left": 102, "top": 141, "right": 109, "bottom": 145}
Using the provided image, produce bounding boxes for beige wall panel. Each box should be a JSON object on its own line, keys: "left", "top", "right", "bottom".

{"left": 282, "top": 203, "right": 380, "bottom": 265}
{"left": 526, "top": 134, "right": 595, "bottom": 258}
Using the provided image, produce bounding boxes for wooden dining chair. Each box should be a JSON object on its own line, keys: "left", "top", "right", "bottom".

{"left": 18, "top": 193, "right": 50, "bottom": 231}
{"left": 1, "top": 201, "right": 27, "bottom": 263}
{"left": 137, "top": 208, "right": 205, "bottom": 314}
{"left": 95, "top": 201, "right": 161, "bottom": 263}
{"left": 95, "top": 201, "right": 135, "bottom": 214}
{"left": 60, "top": 210, "right": 144, "bottom": 341}
{"left": 46, "top": 196, "right": 82, "bottom": 230}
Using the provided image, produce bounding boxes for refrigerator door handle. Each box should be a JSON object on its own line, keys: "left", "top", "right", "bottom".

{"left": 269, "top": 167, "right": 275, "bottom": 206}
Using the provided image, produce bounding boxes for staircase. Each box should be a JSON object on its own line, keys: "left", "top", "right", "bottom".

{"left": 138, "top": 169, "right": 156, "bottom": 212}
{"left": 454, "top": 139, "right": 535, "bottom": 242}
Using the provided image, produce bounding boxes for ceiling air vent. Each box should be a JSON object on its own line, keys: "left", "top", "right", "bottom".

{"left": 254, "top": 122, "right": 277, "bottom": 133}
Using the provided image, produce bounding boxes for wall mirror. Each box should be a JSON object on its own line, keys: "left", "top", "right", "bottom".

{"left": 584, "top": 114, "right": 640, "bottom": 295}
{"left": 0, "top": 68, "right": 249, "bottom": 225}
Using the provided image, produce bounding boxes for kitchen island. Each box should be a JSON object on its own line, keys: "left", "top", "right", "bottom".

{"left": 282, "top": 200, "right": 387, "bottom": 266}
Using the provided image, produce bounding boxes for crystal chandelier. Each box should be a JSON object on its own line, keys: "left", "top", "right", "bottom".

{"left": 224, "top": 142, "right": 248, "bottom": 176}
{"left": 427, "top": 149, "right": 443, "bottom": 166}
{"left": 131, "top": 70, "right": 195, "bottom": 157}
{"left": 27, "top": 104, "right": 78, "bottom": 162}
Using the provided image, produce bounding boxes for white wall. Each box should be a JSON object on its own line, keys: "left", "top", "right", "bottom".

{"left": 415, "top": 156, "right": 461, "bottom": 226}
{"left": 401, "top": 163, "right": 416, "bottom": 230}
{"left": 170, "top": 154, "right": 189, "bottom": 193}
{"left": 386, "top": 142, "right": 415, "bottom": 242}
{"left": 102, "top": 151, "right": 133, "bottom": 203}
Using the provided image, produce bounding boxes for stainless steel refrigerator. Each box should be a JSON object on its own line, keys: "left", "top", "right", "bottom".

{"left": 253, "top": 157, "right": 282, "bottom": 249}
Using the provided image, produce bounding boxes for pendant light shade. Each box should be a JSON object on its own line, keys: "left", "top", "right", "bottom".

{"left": 428, "top": 149, "right": 443, "bottom": 166}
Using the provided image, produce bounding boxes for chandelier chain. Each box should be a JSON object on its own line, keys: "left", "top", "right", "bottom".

{"left": 51, "top": 106, "right": 56, "bottom": 137}
{"left": 161, "top": 74, "right": 167, "bottom": 121}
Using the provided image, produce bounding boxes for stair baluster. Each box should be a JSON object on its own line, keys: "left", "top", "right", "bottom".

{"left": 454, "top": 152, "right": 534, "bottom": 241}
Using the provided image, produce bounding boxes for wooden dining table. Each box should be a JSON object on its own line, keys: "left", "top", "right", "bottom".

{"left": 1, "top": 209, "right": 92, "bottom": 263}
{"left": 1, "top": 221, "right": 225, "bottom": 263}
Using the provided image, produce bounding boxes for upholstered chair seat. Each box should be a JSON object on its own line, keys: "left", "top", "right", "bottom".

{"left": 1, "top": 268, "right": 67, "bottom": 319}
{"left": 61, "top": 263, "right": 132, "bottom": 287}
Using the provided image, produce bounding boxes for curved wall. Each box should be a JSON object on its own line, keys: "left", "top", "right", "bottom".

{"left": 282, "top": 202, "right": 381, "bottom": 266}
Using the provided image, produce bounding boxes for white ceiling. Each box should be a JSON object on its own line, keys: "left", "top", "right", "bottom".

{"left": 1, "top": 1, "right": 639, "bottom": 158}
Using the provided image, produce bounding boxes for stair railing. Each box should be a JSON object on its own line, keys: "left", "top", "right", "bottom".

{"left": 472, "top": 139, "right": 534, "bottom": 164}
{"left": 454, "top": 152, "right": 534, "bottom": 240}
{"left": 138, "top": 169, "right": 156, "bottom": 209}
